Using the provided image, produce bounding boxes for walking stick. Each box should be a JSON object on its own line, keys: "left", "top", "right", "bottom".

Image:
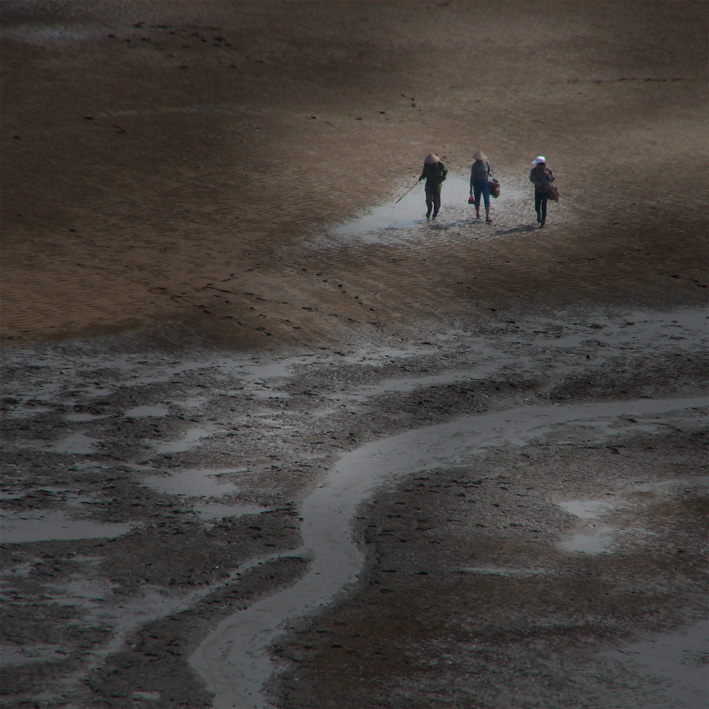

{"left": 395, "top": 179, "right": 421, "bottom": 204}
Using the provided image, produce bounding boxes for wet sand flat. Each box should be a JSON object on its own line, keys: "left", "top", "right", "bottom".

{"left": 1, "top": 2, "right": 708, "bottom": 708}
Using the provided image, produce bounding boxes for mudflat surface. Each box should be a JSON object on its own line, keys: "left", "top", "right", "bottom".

{"left": 1, "top": 2, "right": 708, "bottom": 708}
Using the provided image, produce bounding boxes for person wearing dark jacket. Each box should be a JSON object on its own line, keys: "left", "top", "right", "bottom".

{"left": 418, "top": 153, "right": 447, "bottom": 219}
{"left": 529, "top": 156, "right": 555, "bottom": 227}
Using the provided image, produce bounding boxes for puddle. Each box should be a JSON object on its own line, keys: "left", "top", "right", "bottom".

{"left": 459, "top": 566, "right": 547, "bottom": 577}
{"left": 251, "top": 390, "right": 291, "bottom": 400}
{"left": 194, "top": 502, "right": 269, "bottom": 521}
{"left": 557, "top": 476, "right": 709, "bottom": 555}
{"left": 65, "top": 412, "right": 109, "bottom": 422}
{"left": 52, "top": 432, "right": 98, "bottom": 455}
{"left": 632, "top": 476, "right": 709, "bottom": 494}
{"left": 0, "top": 510, "right": 133, "bottom": 544}
{"left": 596, "top": 619, "right": 708, "bottom": 708}
{"left": 532, "top": 309, "right": 709, "bottom": 354}
{"left": 6, "top": 405, "right": 54, "bottom": 419}
{"left": 330, "top": 174, "right": 469, "bottom": 240}
{"left": 0, "top": 643, "right": 68, "bottom": 666}
{"left": 0, "top": 490, "right": 26, "bottom": 501}
{"left": 153, "top": 427, "right": 211, "bottom": 454}
{"left": 557, "top": 498, "right": 620, "bottom": 554}
{"left": 324, "top": 172, "right": 534, "bottom": 245}
{"left": 559, "top": 500, "right": 616, "bottom": 519}
{"left": 559, "top": 526, "right": 619, "bottom": 555}
{"left": 191, "top": 395, "right": 707, "bottom": 709}
{"left": 125, "top": 405, "right": 169, "bottom": 418}
{"left": 170, "top": 396, "right": 208, "bottom": 410}
{"left": 141, "top": 469, "right": 242, "bottom": 498}
{"left": 1, "top": 24, "right": 98, "bottom": 44}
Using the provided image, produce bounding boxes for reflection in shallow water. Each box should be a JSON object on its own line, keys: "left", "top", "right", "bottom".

{"left": 332, "top": 174, "right": 472, "bottom": 239}
{"left": 330, "top": 173, "right": 530, "bottom": 243}
{"left": 141, "top": 468, "right": 242, "bottom": 498}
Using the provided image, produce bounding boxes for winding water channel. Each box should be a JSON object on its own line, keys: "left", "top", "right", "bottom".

{"left": 190, "top": 395, "right": 707, "bottom": 708}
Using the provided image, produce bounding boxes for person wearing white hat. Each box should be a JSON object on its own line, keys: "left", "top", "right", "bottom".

{"left": 529, "top": 156, "right": 555, "bottom": 227}
{"left": 469, "top": 150, "right": 494, "bottom": 223}
{"left": 418, "top": 153, "right": 448, "bottom": 219}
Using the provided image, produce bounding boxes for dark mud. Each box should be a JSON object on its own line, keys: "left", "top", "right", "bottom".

{"left": 1, "top": 307, "right": 707, "bottom": 708}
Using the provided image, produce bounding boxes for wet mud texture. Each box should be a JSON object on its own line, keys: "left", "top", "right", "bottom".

{"left": 1, "top": 1, "right": 708, "bottom": 709}
{"left": 2, "top": 312, "right": 707, "bottom": 708}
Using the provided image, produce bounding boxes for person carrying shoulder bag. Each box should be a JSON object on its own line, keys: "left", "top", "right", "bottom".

{"left": 469, "top": 150, "right": 494, "bottom": 223}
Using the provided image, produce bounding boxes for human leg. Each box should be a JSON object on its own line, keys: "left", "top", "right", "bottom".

{"left": 432, "top": 186, "right": 441, "bottom": 218}
{"left": 540, "top": 194, "right": 548, "bottom": 226}
{"left": 482, "top": 182, "right": 492, "bottom": 222}
{"left": 425, "top": 184, "right": 433, "bottom": 218}
{"left": 534, "top": 192, "right": 542, "bottom": 222}
{"left": 473, "top": 181, "right": 484, "bottom": 218}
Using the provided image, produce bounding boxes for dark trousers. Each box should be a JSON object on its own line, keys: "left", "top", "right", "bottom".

{"left": 425, "top": 183, "right": 442, "bottom": 216}
{"left": 535, "top": 191, "right": 549, "bottom": 225}
{"left": 472, "top": 179, "right": 491, "bottom": 208}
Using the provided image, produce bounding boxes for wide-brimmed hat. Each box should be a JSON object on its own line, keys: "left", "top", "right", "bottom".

{"left": 424, "top": 153, "right": 440, "bottom": 164}
{"left": 472, "top": 151, "right": 487, "bottom": 161}
{"left": 532, "top": 156, "right": 546, "bottom": 165}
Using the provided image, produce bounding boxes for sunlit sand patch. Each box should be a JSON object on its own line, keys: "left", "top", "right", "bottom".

{"left": 325, "top": 174, "right": 532, "bottom": 245}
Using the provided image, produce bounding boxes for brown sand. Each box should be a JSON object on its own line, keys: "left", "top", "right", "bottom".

{"left": 2, "top": 0, "right": 707, "bottom": 349}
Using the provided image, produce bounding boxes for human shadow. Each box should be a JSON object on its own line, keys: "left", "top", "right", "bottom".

{"left": 493, "top": 224, "right": 538, "bottom": 236}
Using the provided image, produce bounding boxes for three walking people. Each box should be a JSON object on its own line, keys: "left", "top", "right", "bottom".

{"left": 416, "top": 151, "right": 555, "bottom": 227}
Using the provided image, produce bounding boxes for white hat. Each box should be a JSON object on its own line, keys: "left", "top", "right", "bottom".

{"left": 532, "top": 156, "right": 546, "bottom": 165}
{"left": 424, "top": 153, "right": 440, "bottom": 165}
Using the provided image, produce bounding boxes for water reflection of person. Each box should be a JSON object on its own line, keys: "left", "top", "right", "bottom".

{"left": 418, "top": 153, "right": 448, "bottom": 219}
{"left": 469, "top": 150, "right": 494, "bottom": 223}
{"left": 529, "top": 156, "right": 555, "bottom": 228}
